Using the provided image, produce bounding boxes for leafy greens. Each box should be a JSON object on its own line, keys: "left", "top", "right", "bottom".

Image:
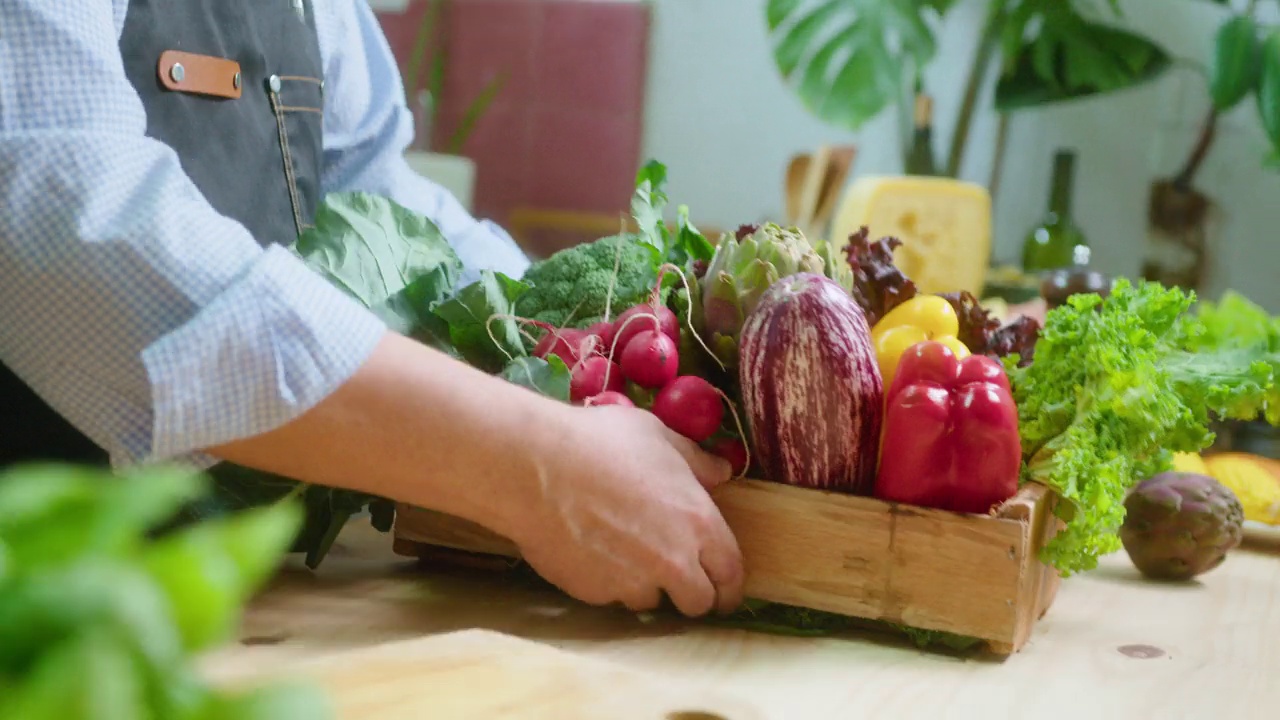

{"left": 1007, "top": 279, "right": 1280, "bottom": 575}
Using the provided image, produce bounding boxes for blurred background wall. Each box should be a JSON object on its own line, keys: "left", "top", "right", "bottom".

{"left": 371, "top": 0, "right": 1280, "bottom": 310}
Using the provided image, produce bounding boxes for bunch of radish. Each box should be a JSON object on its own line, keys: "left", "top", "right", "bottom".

{"left": 525, "top": 267, "right": 749, "bottom": 477}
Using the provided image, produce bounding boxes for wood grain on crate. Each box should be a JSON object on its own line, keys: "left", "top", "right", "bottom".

{"left": 393, "top": 479, "right": 1062, "bottom": 654}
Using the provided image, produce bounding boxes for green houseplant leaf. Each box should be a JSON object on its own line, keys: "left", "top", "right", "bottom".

{"left": 1256, "top": 31, "right": 1280, "bottom": 159}
{"left": 995, "top": 1, "right": 1171, "bottom": 111}
{"left": 1210, "top": 16, "right": 1260, "bottom": 112}
{"left": 765, "top": 0, "right": 951, "bottom": 131}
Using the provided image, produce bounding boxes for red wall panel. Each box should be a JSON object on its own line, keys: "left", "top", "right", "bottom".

{"left": 374, "top": 0, "right": 651, "bottom": 251}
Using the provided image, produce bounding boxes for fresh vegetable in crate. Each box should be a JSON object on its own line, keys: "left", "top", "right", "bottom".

{"left": 1007, "top": 280, "right": 1280, "bottom": 575}
{"left": 838, "top": 224, "right": 1280, "bottom": 576}
{"left": 869, "top": 295, "right": 972, "bottom": 391}
{"left": 738, "top": 272, "right": 883, "bottom": 494}
{"left": 681, "top": 223, "right": 849, "bottom": 370}
{"left": 842, "top": 226, "right": 1041, "bottom": 362}
{"left": 875, "top": 341, "right": 1021, "bottom": 514}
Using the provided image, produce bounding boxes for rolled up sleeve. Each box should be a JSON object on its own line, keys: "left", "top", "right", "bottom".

{"left": 0, "top": 1, "right": 386, "bottom": 468}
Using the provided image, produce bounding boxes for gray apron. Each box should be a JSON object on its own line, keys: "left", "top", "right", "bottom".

{"left": 0, "top": 0, "right": 326, "bottom": 466}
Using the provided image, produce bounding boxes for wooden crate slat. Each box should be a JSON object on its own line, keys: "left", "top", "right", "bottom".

{"left": 393, "top": 479, "right": 1062, "bottom": 654}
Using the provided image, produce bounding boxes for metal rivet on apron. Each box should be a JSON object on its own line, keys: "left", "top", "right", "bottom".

{"left": 169, "top": 63, "right": 185, "bottom": 83}
{"left": 233, "top": 72, "right": 242, "bottom": 90}
{"left": 267, "top": 74, "right": 281, "bottom": 93}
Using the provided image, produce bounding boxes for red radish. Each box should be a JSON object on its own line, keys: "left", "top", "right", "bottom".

{"left": 651, "top": 376, "right": 724, "bottom": 443}
{"left": 570, "top": 355, "right": 624, "bottom": 403}
{"left": 610, "top": 304, "right": 678, "bottom": 359}
{"left": 583, "top": 391, "right": 633, "bottom": 408}
{"left": 587, "top": 321, "right": 617, "bottom": 354}
{"left": 710, "top": 437, "right": 749, "bottom": 476}
{"left": 619, "top": 330, "right": 679, "bottom": 389}
{"left": 533, "top": 327, "right": 590, "bottom": 367}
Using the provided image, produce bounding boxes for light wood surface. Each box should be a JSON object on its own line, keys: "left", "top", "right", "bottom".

{"left": 394, "top": 479, "right": 1062, "bottom": 653}
{"left": 206, "top": 629, "right": 762, "bottom": 720}
{"left": 206, "top": 522, "right": 1280, "bottom": 719}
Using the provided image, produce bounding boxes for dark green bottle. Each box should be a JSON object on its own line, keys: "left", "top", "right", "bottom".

{"left": 1021, "top": 149, "right": 1089, "bottom": 273}
{"left": 904, "top": 93, "right": 939, "bottom": 176}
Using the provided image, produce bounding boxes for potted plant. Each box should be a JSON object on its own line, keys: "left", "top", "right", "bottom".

{"left": 764, "top": 0, "right": 1178, "bottom": 186}
{"left": 1142, "top": 0, "right": 1280, "bottom": 295}
{"left": 399, "top": 0, "right": 505, "bottom": 212}
{"left": 764, "top": 0, "right": 1280, "bottom": 291}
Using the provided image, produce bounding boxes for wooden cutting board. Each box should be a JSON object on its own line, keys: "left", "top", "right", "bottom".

{"left": 212, "top": 629, "right": 763, "bottom": 720}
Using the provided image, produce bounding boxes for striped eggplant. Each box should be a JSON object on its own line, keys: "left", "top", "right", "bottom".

{"left": 738, "top": 272, "right": 883, "bottom": 494}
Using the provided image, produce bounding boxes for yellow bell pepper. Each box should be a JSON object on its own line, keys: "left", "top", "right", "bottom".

{"left": 870, "top": 295, "right": 970, "bottom": 390}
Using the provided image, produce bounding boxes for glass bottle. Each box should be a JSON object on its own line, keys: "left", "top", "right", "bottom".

{"left": 1040, "top": 245, "right": 1112, "bottom": 311}
{"left": 904, "top": 93, "right": 938, "bottom": 176}
{"left": 1021, "top": 149, "right": 1089, "bottom": 273}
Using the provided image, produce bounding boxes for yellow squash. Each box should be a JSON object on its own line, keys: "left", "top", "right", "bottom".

{"left": 870, "top": 295, "right": 970, "bottom": 390}
{"left": 1202, "top": 452, "right": 1280, "bottom": 526}
{"left": 1171, "top": 452, "right": 1210, "bottom": 475}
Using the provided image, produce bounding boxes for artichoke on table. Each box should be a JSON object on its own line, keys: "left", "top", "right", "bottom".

{"left": 1120, "top": 471, "right": 1245, "bottom": 582}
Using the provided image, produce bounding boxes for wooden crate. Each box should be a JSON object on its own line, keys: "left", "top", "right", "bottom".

{"left": 391, "top": 479, "right": 1062, "bottom": 655}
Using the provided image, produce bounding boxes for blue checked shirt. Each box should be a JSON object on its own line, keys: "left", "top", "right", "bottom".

{"left": 0, "top": 0, "right": 531, "bottom": 469}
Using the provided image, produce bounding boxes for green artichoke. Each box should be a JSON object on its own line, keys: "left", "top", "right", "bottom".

{"left": 813, "top": 238, "right": 854, "bottom": 294}
{"left": 700, "top": 224, "right": 825, "bottom": 339}
{"left": 675, "top": 223, "right": 848, "bottom": 375}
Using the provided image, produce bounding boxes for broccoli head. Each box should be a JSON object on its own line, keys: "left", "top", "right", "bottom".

{"left": 515, "top": 234, "right": 661, "bottom": 331}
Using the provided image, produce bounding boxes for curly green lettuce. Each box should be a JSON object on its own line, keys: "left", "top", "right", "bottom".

{"left": 514, "top": 234, "right": 661, "bottom": 331}
{"left": 1006, "top": 279, "right": 1280, "bottom": 576}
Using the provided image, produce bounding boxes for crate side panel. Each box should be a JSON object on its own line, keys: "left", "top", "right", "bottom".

{"left": 884, "top": 506, "right": 1027, "bottom": 641}
{"left": 711, "top": 481, "right": 895, "bottom": 619}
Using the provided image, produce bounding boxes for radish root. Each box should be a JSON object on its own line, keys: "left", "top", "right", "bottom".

{"left": 711, "top": 386, "right": 751, "bottom": 481}
{"left": 656, "top": 262, "right": 725, "bottom": 373}
{"left": 483, "top": 315, "right": 523, "bottom": 364}
{"left": 570, "top": 334, "right": 605, "bottom": 377}
{"left": 484, "top": 314, "right": 571, "bottom": 365}
{"left": 601, "top": 233, "right": 626, "bottom": 323}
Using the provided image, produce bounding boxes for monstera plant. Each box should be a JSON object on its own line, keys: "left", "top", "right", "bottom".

{"left": 765, "top": 0, "right": 1172, "bottom": 181}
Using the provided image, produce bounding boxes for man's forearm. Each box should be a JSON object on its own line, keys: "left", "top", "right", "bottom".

{"left": 206, "top": 331, "right": 562, "bottom": 538}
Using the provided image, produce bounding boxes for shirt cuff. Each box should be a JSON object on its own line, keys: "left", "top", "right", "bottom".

{"left": 140, "top": 245, "right": 387, "bottom": 466}
{"left": 452, "top": 219, "right": 533, "bottom": 287}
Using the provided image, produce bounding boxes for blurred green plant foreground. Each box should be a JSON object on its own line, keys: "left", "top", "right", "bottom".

{"left": 0, "top": 462, "right": 332, "bottom": 720}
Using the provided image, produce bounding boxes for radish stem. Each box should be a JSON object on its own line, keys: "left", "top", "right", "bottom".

{"left": 602, "top": 233, "right": 625, "bottom": 323}
{"left": 712, "top": 385, "right": 751, "bottom": 481}
{"left": 484, "top": 314, "right": 579, "bottom": 365}
{"left": 657, "top": 262, "right": 726, "bottom": 373}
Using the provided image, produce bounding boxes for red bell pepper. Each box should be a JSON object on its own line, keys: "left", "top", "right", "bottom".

{"left": 874, "top": 341, "right": 1021, "bottom": 514}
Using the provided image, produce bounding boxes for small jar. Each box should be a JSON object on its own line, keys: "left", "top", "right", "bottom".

{"left": 1040, "top": 245, "right": 1112, "bottom": 311}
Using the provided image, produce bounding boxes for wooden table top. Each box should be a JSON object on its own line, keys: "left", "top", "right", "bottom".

{"left": 206, "top": 522, "right": 1280, "bottom": 719}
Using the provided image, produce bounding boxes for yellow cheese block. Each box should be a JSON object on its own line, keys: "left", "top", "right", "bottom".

{"left": 830, "top": 175, "right": 992, "bottom": 296}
